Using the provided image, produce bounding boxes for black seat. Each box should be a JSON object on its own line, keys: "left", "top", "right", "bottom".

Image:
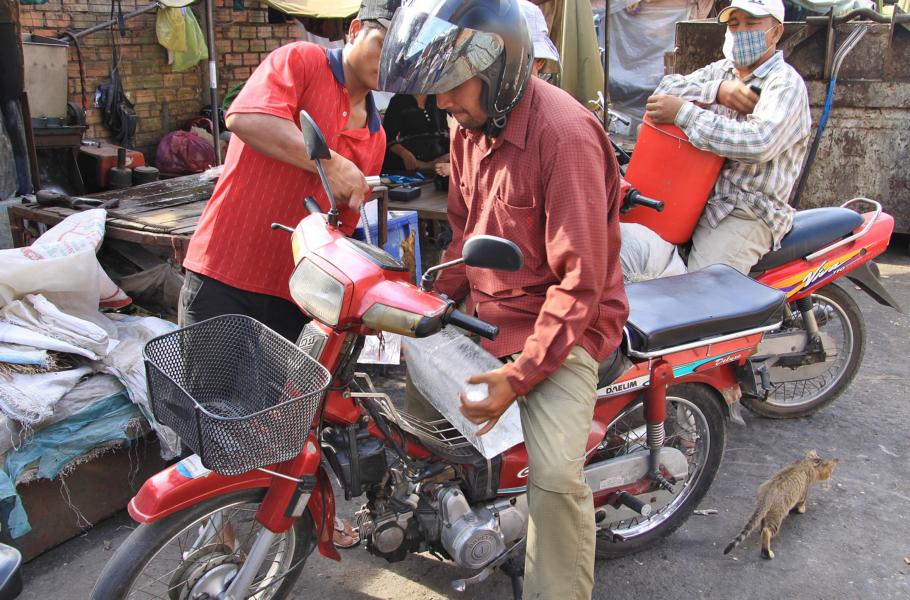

{"left": 625, "top": 264, "right": 786, "bottom": 353}
{"left": 751, "top": 207, "right": 863, "bottom": 272}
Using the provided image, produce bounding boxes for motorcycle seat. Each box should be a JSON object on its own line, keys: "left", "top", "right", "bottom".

{"left": 751, "top": 207, "right": 864, "bottom": 273}
{"left": 624, "top": 264, "right": 786, "bottom": 353}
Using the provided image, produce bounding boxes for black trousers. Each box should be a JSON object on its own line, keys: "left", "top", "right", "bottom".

{"left": 178, "top": 270, "right": 310, "bottom": 342}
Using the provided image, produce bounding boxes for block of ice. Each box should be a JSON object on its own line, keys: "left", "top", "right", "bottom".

{"left": 403, "top": 328, "right": 524, "bottom": 459}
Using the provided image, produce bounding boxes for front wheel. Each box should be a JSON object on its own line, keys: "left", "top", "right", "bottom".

{"left": 742, "top": 282, "right": 865, "bottom": 419}
{"left": 595, "top": 383, "right": 726, "bottom": 558}
{"left": 92, "top": 490, "right": 314, "bottom": 600}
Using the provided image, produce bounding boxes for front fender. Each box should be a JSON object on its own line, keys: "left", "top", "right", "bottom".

{"left": 128, "top": 456, "right": 272, "bottom": 524}
{"left": 129, "top": 455, "right": 341, "bottom": 562}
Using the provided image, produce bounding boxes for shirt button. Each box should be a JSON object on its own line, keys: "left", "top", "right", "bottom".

{"left": 342, "top": 111, "right": 348, "bottom": 117}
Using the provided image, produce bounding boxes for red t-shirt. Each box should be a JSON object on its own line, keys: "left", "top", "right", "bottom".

{"left": 183, "top": 43, "right": 386, "bottom": 300}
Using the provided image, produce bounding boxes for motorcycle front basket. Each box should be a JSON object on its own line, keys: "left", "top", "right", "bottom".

{"left": 143, "top": 315, "right": 331, "bottom": 475}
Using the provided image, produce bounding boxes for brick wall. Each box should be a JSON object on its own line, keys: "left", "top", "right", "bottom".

{"left": 19, "top": 0, "right": 301, "bottom": 161}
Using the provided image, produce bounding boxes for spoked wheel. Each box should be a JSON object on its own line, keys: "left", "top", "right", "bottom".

{"left": 743, "top": 283, "right": 865, "bottom": 418}
{"left": 595, "top": 384, "right": 725, "bottom": 558}
{"left": 92, "top": 490, "right": 314, "bottom": 600}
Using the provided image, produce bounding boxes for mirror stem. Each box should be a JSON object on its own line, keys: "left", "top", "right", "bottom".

{"left": 314, "top": 159, "right": 340, "bottom": 226}
{"left": 420, "top": 257, "right": 464, "bottom": 291}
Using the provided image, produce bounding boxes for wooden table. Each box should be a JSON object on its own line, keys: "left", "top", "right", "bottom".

{"left": 7, "top": 173, "right": 217, "bottom": 263}
{"left": 7, "top": 172, "right": 401, "bottom": 262}
{"left": 387, "top": 185, "right": 449, "bottom": 222}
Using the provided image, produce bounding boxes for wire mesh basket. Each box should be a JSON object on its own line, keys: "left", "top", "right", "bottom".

{"left": 144, "top": 315, "right": 331, "bottom": 475}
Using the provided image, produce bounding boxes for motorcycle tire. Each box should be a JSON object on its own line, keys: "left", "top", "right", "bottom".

{"left": 595, "top": 384, "right": 725, "bottom": 559}
{"left": 742, "top": 282, "right": 865, "bottom": 419}
{"left": 91, "top": 490, "right": 315, "bottom": 600}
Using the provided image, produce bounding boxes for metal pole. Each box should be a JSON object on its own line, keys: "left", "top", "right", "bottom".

{"left": 56, "top": 2, "right": 157, "bottom": 42}
{"left": 205, "top": 0, "right": 222, "bottom": 165}
{"left": 603, "top": 0, "right": 610, "bottom": 129}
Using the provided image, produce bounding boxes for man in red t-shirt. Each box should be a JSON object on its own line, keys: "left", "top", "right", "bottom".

{"left": 180, "top": 0, "right": 399, "bottom": 342}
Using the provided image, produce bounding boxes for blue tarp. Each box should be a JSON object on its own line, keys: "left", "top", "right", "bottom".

{"left": 0, "top": 391, "right": 142, "bottom": 538}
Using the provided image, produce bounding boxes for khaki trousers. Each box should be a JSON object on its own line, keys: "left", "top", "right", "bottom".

{"left": 688, "top": 201, "right": 774, "bottom": 275}
{"left": 405, "top": 346, "right": 600, "bottom": 600}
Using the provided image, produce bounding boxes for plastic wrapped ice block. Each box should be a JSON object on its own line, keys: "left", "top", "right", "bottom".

{"left": 403, "top": 328, "right": 524, "bottom": 459}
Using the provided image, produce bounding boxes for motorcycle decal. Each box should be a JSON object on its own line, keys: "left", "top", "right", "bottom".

{"left": 175, "top": 454, "right": 212, "bottom": 480}
{"left": 770, "top": 247, "right": 866, "bottom": 298}
{"left": 517, "top": 467, "right": 530, "bottom": 479}
{"left": 498, "top": 486, "right": 528, "bottom": 495}
{"left": 597, "top": 374, "right": 650, "bottom": 397}
{"left": 674, "top": 348, "right": 750, "bottom": 377}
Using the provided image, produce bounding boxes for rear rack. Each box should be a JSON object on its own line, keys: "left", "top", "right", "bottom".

{"left": 350, "top": 372, "right": 479, "bottom": 463}
{"left": 622, "top": 321, "right": 782, "bottom": 360}
{"left": 805, "top": 197, "right": 882, "bottom": 261}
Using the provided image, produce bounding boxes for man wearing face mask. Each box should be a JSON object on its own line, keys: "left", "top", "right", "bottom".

{"left": 644, "top": 0, "right": 810, "bottom": 274}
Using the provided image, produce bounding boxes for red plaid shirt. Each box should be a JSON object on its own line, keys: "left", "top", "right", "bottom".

{"left": 435, "top": 77, "right": 628, "bottom": 396}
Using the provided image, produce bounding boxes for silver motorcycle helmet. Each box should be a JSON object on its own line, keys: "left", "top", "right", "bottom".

{"left": 379, "top": 0, "right": 533, "bottom": 121}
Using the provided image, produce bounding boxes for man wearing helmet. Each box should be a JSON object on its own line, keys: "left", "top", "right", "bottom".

{"left": 381, "top": 1, "right": 628, "bottom": 597}
{"left": 644, "top": 0, "right": 811, "bottom": 274}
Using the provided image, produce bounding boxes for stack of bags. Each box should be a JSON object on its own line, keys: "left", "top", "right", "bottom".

{"left": 0, "top": 209, "right": 180, "bottom": 538}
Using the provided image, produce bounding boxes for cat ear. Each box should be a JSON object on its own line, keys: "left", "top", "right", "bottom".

{"left": 806, "top": 449, "right": 819, "bottom": 459}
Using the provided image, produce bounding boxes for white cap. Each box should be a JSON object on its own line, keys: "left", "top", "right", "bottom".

{"left": 718, "top": 0, "right": 785, "bottom": 24}
{"left": 520, "top": 0, "right": 561, "bottom": 66}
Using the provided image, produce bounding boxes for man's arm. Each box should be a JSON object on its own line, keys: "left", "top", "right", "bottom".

{"left": 227, "top": 113, "right": 368, "bottom": 208}
{"left": 503, "top": 123, "right": 615, "bottom": 396}
{"left": 673, "top": 74, "right": 810, "bottom": 164}
{"left": 653, "top": 61, "right": 728, "bottom": 105}
{"left": 225, "top": 42, "right": 368, "bottom": 207}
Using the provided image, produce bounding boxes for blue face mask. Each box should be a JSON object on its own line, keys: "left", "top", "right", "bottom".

{"left": 723, "top": 28, "right": 773, "bottom": 68}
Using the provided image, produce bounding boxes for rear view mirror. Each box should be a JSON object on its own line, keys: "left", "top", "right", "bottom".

{"left": 462, "top": 235, "right": 523, "bottom": 272}
{"left": 299, "top": 110, "right": 331, "bottom": 161}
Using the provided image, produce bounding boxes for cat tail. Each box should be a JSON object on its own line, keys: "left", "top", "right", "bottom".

{"left": 724, "top": 506, "right": 766, "bottom": 554}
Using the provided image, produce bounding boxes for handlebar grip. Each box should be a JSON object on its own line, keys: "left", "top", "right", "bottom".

{"left": 625, "top": 190, "right": 665, "bottom": 212}
{"left": 304, "top": 196, "right": 323, "bottom": 215}
{"left": 447, "top": 309, "right": 499, "bottom": 341}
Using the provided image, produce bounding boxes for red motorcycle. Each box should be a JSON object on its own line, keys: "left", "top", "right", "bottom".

{"left": 619, "top": 118, "right": 902, "bottom": 420}
{"left": 93, "top": 112, "right": 790, "bottom": 599}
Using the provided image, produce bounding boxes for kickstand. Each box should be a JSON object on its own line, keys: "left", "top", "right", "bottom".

{"left": 501, "top": 557, "right": 524, "bottom": 600}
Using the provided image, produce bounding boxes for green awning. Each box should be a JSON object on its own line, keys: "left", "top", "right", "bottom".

{"left": 264, "top": 0, "right": 360, "bottom": 19}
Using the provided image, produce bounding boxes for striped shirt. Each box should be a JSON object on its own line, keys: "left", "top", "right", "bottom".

{"left": 654, "top": 51, "right": 811, "bottom": 247}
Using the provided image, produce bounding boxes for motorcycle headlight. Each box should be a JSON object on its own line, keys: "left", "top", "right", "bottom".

{"left": 289, "top": 258, "right": 347, "bottom": 326}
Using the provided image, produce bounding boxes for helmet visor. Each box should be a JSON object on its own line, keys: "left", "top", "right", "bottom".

{"left": 379, "top": 4, "right": 504, "bottom": 95}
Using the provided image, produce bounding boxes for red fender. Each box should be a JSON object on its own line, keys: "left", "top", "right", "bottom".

{"left": 129, "top": 452, "right": 341, "bottom": 561}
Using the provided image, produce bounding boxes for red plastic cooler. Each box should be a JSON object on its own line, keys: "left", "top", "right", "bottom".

{"left": 622, "top": 117, "right": 724, "bottom": 244}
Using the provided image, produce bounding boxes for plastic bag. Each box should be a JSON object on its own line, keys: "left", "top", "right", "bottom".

{"left": 608, "top": 3, "right": 691, "bottom": 138}
{"left": 620, "top": 222, "right": 688, "bottom": 283}
{"left": 171, "top": 8, "right": 209, "bottom": 72}
{"left": 156, "top": 130, "right": 215, "bottom": 174}
{"left": 155, "top": 7, "right": 187, "bottom": 53}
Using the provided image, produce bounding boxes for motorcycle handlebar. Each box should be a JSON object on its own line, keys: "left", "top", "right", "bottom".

{"left": 447, "top": 309, "right": 499, "bottom": 341}
{"left": 623, "top": 189, "right": 665, "bottom": 213}
{"left": 304, "top": 196, "right": 323, "bottom": 215}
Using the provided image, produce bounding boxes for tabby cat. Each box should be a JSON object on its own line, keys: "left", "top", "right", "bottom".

{"left": 724, "top": 449, "right": 838, "bottom": 559}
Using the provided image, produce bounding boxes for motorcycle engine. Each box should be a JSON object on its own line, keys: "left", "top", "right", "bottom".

{"left": 437, "top": 486, "right": 528, "bottom": 570}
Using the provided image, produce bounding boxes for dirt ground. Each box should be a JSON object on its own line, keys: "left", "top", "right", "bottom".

{"left": 15, "top": 244, "right": 910, "bottom": 600}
